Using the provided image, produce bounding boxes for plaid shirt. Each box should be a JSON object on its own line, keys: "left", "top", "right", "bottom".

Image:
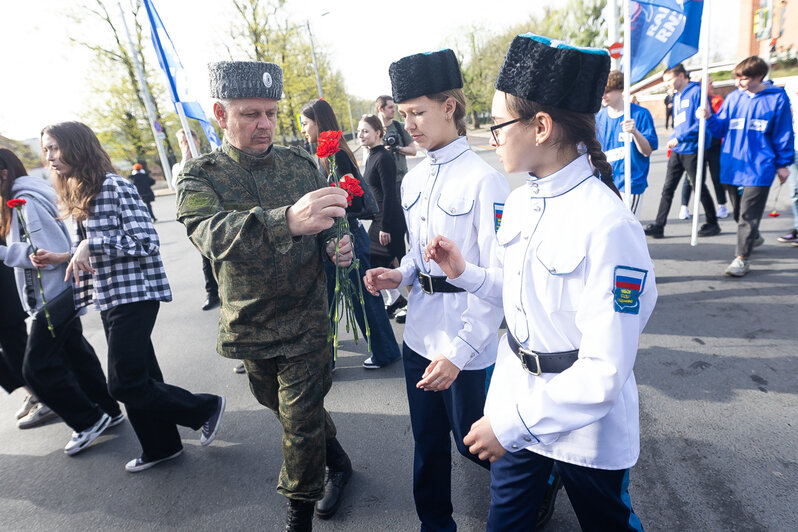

{"left": 72, "top": 173, "right": 171, "bottom": 311}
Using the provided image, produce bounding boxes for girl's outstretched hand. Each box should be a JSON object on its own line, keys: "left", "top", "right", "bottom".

{"left": 424, "top": 235, "right": 465, "bottom": 279}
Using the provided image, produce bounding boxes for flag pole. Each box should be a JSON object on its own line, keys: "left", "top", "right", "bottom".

{"left": 622, "top": 0, "right": 632, "bottom": 209}
{"left": 608, "top": 0, "right": 620, "bottom": 69}
{"left": 117, "top": 1, "right": 172, "bottom": 186}
{"left": 690, "top": 0, "right": 711, "bottom": 246}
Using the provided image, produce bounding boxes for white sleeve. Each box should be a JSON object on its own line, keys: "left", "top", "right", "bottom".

{"left": 445, "top": 173, "right": 510, "bottom": 369}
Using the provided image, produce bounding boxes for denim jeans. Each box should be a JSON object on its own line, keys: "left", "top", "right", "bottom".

{"left": 325, "top": 222, "right": 401, "bottom": 365}
{"left": 788, "top": 155, "right": 798, "bottom": 231}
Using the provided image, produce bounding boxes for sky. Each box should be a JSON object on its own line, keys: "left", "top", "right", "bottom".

{"left": 0, "top": 0, "right": 738, "bottom": 140}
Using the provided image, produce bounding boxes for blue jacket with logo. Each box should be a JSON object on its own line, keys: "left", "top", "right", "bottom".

{"left": 672, "top": 81, "right": 712, "bottom": 154}
{"left": 706, "top": 82, "right": 795, "bottom": 187}
{"left": 596, "top": 103, "right": 658, "bottom": 194}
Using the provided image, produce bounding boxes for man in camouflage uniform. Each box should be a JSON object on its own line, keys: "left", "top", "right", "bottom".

{"left": 176, "top": 61, "right": 353, "bottom": 532}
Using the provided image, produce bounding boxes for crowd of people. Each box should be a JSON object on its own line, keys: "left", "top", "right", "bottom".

{"left": 1, "top": 28, "right": 795, "bottom": 532}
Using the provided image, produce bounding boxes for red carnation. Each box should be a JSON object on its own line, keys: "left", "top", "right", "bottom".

{"left": 6, "top": 198, "right": 27, "bottom": 209}
{"left": 330, "top": 173, "right": 364, "bottom": 206}
{"left": 316, "top": 130, "right": 343, "bottom": 158}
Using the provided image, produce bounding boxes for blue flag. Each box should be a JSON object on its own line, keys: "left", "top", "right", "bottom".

{"left": 628, "top": 0, "right": 704, "bottom": 84}
{"left": 142, "top": 0, "right": 221, "bottom": 148}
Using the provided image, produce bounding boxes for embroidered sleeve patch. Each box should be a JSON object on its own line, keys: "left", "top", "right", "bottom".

{"left": 613, "top": 266, "right": 647, "bottom": 314}
{"left": 494, "top": 203, "right": 504, "bottom": 233}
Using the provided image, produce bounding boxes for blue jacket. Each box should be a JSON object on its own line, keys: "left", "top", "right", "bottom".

{"left": 672, "top": 81, "right": 711, "bottom": 154}
{"left": 706, "top": 82, "right": 795, "bottom": 187}
{"left": 596, "top": 103, "right": 658, "bottom": 194}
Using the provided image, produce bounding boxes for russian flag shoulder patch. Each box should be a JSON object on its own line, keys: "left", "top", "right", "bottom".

{"left": 494, "top": 203, "right": 504, "bottom": 233}
{"left": 613, "top": 266, "right": 647, "bottom": 314}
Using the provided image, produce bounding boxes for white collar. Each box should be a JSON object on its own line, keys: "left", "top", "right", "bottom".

{"left": 427, "top": 136, "right": 470, "bottom": 165}
{"left": 525, "top": 154, "right": 594, "bottom": 198}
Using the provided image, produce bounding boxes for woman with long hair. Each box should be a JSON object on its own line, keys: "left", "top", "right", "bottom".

{"left": 301, "top": 99, "right": 401, "bottom": 370}
{"left": 357, "top": 114, "right": 406, "bottom": 271}
{"left": 1, "top": 148, "right": 123, "bottom": 446}
{"left": 33, "top": 122, "right": 224, "bottom": 472}
{"left": 363, "top": 49, "right": 511, "bottom": 531}
{"left": 424, "top": 35, "right": 657, "bottom": 530}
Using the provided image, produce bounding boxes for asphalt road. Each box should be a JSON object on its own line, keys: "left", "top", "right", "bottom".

{"left": 1, "top": 128, "right": 796, "bottom": 531}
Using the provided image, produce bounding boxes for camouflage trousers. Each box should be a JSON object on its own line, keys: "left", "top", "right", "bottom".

{"left": 243, "top": 347, "right": 336, "bottom": 501}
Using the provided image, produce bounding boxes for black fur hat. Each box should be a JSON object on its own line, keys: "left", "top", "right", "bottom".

{"left": 389, "top": 49, "right": 463, "bottom": 103}
{"left": 495, "top": 34, "right": 610, "bottom": 114}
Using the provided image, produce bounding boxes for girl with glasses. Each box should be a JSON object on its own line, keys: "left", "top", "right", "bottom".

{"left": 425, "top": 35, "right": 657, "bottom": 531}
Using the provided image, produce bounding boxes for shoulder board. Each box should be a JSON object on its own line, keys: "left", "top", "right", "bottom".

{"left": 183, "top": 152, "right": 218, "bottom": 174}
{"left": 288, "top": 145, "right": 318, "bottom": 166}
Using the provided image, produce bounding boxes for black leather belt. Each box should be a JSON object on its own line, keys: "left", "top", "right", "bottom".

{"left": 507, "top": 331, "right": 579, "bottom": 376}
{"left": 417, "top": 272, "right": 465, "bottom": 295}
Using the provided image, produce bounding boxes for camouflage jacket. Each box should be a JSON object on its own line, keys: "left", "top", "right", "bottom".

{"left": 176, "top": 139, "right": 335, "bottom": 359}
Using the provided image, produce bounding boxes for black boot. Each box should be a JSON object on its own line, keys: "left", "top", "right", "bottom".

{"left": 314, "top": 438, "right": 352, "bottom": 519}
{"left": 285, "top": 499, "right": 314, "bottom": 532}
{"left": 536, "top": 468, "right": 563, "bottom": 530}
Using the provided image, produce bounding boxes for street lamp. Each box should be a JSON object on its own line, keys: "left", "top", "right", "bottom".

{"left": 306, "top": 12, "right": 329, "bottom": 99}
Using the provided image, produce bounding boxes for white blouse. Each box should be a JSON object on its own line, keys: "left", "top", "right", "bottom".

{"left": 450, "top": 154, "right": 657, "bottom": 469}
{"left": 397, "top": 136, "right": 510, "bottom": 370}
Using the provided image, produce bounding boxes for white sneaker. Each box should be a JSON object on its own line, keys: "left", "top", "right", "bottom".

{"left": 65, "top": 413, "right": 111, "bottom": 456}
{"left": 716, "top": 204, "right": 729, "bottom": 218}
{"left": 678, "top": 205, "right": 691, "bottom": 219}
{"left": 724, "top": 257, "right": 750, "bottom": 277}
{"left": 17, "top": 402, "right": 59, "bottom": 429}
{"left": 16, "top": 394, "right": 37, "bottom": 420}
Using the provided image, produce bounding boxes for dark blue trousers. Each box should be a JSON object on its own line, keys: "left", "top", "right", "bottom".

{"left": 403, "top": 344, "right": 489, "bottom": 532}
{"left": 488, "top": 449, "right": 644, "bottom": 532}
{"left": 325, "top": 223, "right": 401, "bottom": 365}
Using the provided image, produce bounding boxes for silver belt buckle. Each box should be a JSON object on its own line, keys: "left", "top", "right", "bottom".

{"left": 518, "top": 347, "right": 541, "bottom": 376}
{"left": 418, "top": 272, "right": 434, "bottom": 295}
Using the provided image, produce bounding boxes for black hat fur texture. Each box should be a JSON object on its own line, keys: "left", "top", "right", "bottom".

{"left": 496, "top": 34, "right": 610, "bottom": 114}
{"left": 389, "top": 49, "right": 463, "bottom": 103}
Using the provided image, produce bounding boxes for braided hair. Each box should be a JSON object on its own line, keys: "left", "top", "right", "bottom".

{"left": 504, "top": 93, "right": 620, "bottom": 198}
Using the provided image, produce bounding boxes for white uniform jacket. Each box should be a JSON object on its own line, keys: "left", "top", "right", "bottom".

{"left": 397, "top": 136, "right": 510, "bottom": 370}
{"left": 450, "top": 154, "right": 657, "bottom": 469}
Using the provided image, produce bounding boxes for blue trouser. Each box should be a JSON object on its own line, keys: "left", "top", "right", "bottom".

{"left": 403, "top": 344, "right": 489, "bottom": 532}
{"left": 487, "top": 449, "right": 644, "bottom": 532}
{"left": 325, "top": 222, "right": 401, "bottom": 365}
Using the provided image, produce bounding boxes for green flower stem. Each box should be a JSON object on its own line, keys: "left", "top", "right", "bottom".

{"left": 326, "top": 156, "right": 371, "bottom": 361}
{"left": 14, "top": 206, "right": 56, "bottom": 338}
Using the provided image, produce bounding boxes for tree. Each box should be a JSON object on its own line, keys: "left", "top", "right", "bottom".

{"left": 226, "top": 0, "right": 358, "bottom": 145}
{"left": 68, "top": 0, "right": 176, "bottom": 170}
{"left": 458, "top": 1, "right": 608, "bottom": 128}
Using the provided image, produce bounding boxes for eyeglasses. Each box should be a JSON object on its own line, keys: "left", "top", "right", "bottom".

{"left": 489, "top": 118, "right": 523, "bottom": 145}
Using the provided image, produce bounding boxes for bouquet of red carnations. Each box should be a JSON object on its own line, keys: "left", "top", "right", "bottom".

{"left": 316, "top": 131, "right": 371, "bottom": 359}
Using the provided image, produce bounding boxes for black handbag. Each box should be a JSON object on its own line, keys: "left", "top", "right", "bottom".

{"left": 34, "top": 284, "right": 77, "bottom": 328}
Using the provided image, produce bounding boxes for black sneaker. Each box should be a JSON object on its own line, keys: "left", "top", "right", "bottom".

{"left": 697, "top": 222, "right": 721, "bottom": 237}
{"left": 385, "top": 295, "right": 407, "bottom": 319}
{"left": 394, "top": 308, "right": 407, "bottom": 323}
{"left": 643, "top": 224, "right": 664, "bottom": 239}
{"left": 125, "top": 449, "right": 183, "bottom": 473}
{"left": 200, "top": 396, "right": 226, "bottom": 446}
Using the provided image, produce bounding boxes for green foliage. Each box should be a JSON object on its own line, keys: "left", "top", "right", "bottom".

{"left": 458, "top": 0, "right": 607, "bottom": 126}
{"left": 69, "top": 0, "right": 177, "bottom": 174}
{"left": 227, "top": 0, "right": 359, "bottom": 145}
{"left": 0, "top": 136, "right": 40, "bottom": 171}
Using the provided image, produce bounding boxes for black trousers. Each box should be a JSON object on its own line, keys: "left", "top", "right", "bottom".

{"left": 101, "top": 300, "right": 217, "bottom": 460}
{"left": 654, "top": 151, "right": 718, "bottom": 228}
{"left": 680, "top": 141, "right": 727, "bottom": 206}
{"left": 724, "top": 184, "right": 770, "bottom": 258}
{"left": 201, "top": 255, "right": 218, "bottom": 296}
{"left": 23, "top": 315, "right": 120, "bottom": 432}
{"left": 0, "top": 321, "right": 27, "bottom": 394}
